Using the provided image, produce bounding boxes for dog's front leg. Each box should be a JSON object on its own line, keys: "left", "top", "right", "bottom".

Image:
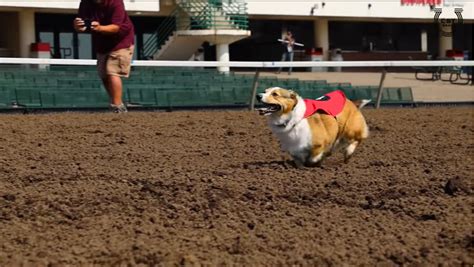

{"left": 280, "top": 152, "right": 293, "bottom": 169}
{"left": 293, "top": 158, "right": 306, "bottom": 169}
{"left": 290, "top": 154, "right": 306, "bottom": 169}
{"left": 306, "top": 152, "right": 325, "bottom": 168}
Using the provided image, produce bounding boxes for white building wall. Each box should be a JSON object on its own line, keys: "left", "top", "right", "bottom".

{"left": 0, "top": 1, "right": 472, "bottom": 20}
{"left": 0, "top": 0, "right": 160, "bottom": 12}
{"left": 246, "top": 0, "right": 473, "bottom": 20}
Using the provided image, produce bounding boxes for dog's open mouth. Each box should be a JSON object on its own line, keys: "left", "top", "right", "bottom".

{"left": 256, "top": 103, "right": 281, "bottom": 115}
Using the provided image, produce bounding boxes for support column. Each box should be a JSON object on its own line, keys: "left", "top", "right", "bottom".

{"left": 18, "top": 9, "right": 36, "bottom": 58}
{"left": 314, "top": 19, "right": 329, "bottom": 60}
{"left": 438, "top": 24, "right": 453, "bottom": 58}
{"left": 216, "top": 43, "right": 229, "bottom": 73}
{"left": 421, "top": 29, "right": 428, "bottom": 52}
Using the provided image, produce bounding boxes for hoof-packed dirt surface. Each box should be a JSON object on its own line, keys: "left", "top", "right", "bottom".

{"left": 0, "top": 107, "right": 472, "bottom": 266}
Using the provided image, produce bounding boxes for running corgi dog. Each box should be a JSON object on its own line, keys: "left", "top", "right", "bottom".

{"left": 256, "top": 88, "right": 370, "bottom": 167}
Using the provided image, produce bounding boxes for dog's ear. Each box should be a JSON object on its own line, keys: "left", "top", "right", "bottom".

{"left": 289, "top": 90, "right": 297, "bottom": 100}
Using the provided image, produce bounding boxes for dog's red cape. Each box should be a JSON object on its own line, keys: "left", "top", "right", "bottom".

{"left": 303, "top": 90, "right": 346, "bottom": 118}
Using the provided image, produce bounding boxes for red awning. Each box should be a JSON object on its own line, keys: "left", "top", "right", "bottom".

{"left": 401, "top": 0, "right": 441, "bottom": 5}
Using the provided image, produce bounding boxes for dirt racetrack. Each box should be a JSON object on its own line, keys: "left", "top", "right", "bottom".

{"left": 0, "top": 107, "right": 472, "bottom": 266}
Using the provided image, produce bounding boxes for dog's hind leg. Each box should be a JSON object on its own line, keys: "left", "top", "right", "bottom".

{"left": 344, "top": 140, "right": 360, "bottom": 163}
{"left": 327, "top": 138, "right": 345, "bottom": 157}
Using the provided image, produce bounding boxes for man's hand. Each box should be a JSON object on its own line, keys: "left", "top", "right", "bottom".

{"left": 92, "top": 21, "right": 120, "bottom": 34}
{"left": 91, "top": 21, "right": 102, "bottom": 32}
{"left": 73, "top": 18, "right": 86, "bottom": 32}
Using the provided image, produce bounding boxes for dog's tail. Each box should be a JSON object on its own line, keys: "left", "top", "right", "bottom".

{"left": 353, "top": 99, "right": 371, "bottom": 109}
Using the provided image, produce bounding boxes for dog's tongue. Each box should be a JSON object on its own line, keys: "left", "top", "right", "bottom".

{"left": 255, "top": 107, "right": 271, "bottom": 115}
{"left": 256, "top": 108, "right": 267, "bottom": 115}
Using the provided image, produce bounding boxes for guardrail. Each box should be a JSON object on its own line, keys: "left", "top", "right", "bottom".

{"left": 141, "top": 9, "right": 178, "bottom": 59}
{"left": 1, "top": 58, "right": 472, "bottom": 67}
{"left": 177, "top": 0, "right": 249, "bottom": 30}
{"left": 140, "top": 0, "right": 248, "bottom": 59}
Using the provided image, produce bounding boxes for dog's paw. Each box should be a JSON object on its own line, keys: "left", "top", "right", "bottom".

{"left": 292, "top": 160, "right": 305, "bottom": 169}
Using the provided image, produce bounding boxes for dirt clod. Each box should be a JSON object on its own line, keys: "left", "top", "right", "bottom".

{"left": 444, "top": 176, "right": 472, "bottom": 196}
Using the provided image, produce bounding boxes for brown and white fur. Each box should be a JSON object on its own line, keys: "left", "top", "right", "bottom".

{"left": 256, "top": 87, "right": 370, "bottom": 167}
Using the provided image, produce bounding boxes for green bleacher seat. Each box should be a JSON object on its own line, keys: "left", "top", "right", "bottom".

{"left": 15, "top": 89, "right": 42, "bottom": 107}
{"left": 399, "top": 87, "right": 413, "bottom": 102}
{"left": 0, "top": 88, "right": 15, "bottom": 107}
{"left": 166, "top": 90, "right": 210, "bottom": 107}
{"left": 126, "top": 88, "right": 160, "bottom": 106}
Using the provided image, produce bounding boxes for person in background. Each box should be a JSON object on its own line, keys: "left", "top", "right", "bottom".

{"left": 193, "top": 47, "right": 205, "bottom": 62}
{"left": 73, "top": 0, "right": 135, "bottom": 113}
{"left": 277, "top": 31, "right": 295, "bottom": 75}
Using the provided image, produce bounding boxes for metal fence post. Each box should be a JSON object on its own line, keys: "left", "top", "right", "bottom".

{"left": 375, "top": 68, "right": 387, "bottom": 109}
{"left": 249, "top": 69, "right": 260, "bottom": 110}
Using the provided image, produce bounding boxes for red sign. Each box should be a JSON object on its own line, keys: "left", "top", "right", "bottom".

{"left": 30, "top": 43, "right": 51, "bottom": 52}
{"left": 401, "top": 0, "right": 441, "bottom": 5}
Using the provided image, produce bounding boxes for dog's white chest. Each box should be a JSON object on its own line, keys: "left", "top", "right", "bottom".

{"left": 272, "top": 119, "right": 312, "bottom": 155}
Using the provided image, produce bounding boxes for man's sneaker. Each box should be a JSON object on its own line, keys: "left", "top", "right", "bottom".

{"left": 109, "top": 103, "right": 128, "bottom": 113}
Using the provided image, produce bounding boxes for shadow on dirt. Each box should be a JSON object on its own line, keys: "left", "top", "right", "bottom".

{"left": 240, "top": 160, "right": 294, "bottom": 170}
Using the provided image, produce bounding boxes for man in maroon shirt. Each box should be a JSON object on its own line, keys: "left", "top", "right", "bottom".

{"left": 73, "top": 0, "right": 135, "bottom": 113}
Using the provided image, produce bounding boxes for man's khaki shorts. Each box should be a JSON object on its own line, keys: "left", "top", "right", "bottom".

{"left": 97, "top": 45, "right": 134, "bottom": 80}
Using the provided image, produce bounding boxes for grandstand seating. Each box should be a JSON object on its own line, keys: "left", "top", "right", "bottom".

{"left": 0, "top": 66, "right": 414, "bottom": 110}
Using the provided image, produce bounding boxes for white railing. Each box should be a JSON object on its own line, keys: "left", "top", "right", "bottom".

{"left": 0, "top": 57, "right": 473, "bottom": 67}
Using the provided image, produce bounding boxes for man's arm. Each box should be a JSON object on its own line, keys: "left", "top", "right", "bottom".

{"left": 92, "top": 0, "right": 129, "bottom": 35}
{"left": 91, "top": 22, "right": 120, "bottom": 34}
